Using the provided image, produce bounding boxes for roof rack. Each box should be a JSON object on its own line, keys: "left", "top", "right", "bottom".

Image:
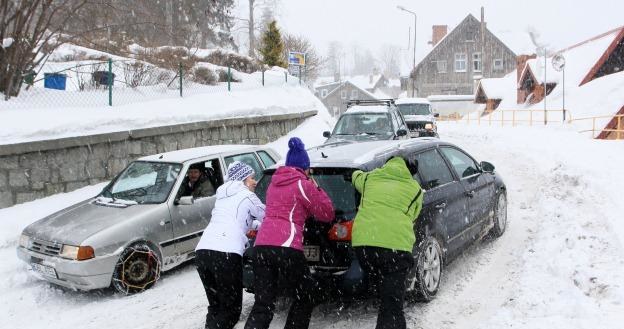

{"left": 346, "top": 99, "right": 395, "bottom": 108}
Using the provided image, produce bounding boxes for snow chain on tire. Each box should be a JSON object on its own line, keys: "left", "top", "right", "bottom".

{"left": 112, "top": 243, "right": 161, "bottom": 295}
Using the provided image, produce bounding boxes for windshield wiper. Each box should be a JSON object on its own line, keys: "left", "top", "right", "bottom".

{"left": 363, "top": 132, "right": 377, "bottom": 135}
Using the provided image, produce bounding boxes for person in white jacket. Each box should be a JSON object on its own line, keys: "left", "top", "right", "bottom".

{"left": 195, "top": 161, "right": 265, "bottom": 329}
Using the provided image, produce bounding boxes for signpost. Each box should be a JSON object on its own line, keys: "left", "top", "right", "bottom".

{"left": 288, "top": 51, "right": 306, "bottom": 85}
{"left": 552, "top": 53, "right": 566, "bottom": 122}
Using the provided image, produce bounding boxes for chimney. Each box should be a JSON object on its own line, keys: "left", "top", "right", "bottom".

{"left": 430, "top": 25, "right": 448, "bottom": 46}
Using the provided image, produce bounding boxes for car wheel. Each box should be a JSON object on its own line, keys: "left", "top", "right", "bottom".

{"left": 489, "top": 192, "right": 507, "bottom": 238}
{"left": 112, "top": 242, "right": 161, "bottom": 294}
{"left": 406, "top": 236, "right": 443, "bottom": 302}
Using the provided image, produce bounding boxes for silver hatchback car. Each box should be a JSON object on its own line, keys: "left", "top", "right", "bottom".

{"left": 16, "top": 145, "right": 279, "bottom": 294}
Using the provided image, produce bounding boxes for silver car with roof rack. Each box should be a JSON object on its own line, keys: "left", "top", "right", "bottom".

{"left": 17, "top": 145, "right": 279, "bottom": 294}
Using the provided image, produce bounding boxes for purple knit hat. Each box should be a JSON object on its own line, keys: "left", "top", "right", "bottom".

{"left": 285, "top": 137, "right": 310, "bottom": 170}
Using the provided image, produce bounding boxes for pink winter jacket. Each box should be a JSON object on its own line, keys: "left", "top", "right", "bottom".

{"left": 254, "top": 166, "right": 335, "bottom": 251}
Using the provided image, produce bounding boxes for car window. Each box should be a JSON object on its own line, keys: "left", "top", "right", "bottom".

{"left": 440, "top": 147, "right": 480, "bottom": 179}
{"left": 224, "top": 152, "right": 264, "bottom": 180}
{"left": 104, "top": 161, "right": 182, "bottom": 204}
{"left": 397, "top": 103, "right": 432, "bottom": 116}
{"left": 413, "top": 150, "right": 454, "bottom": 190}
{"left": 257, "top": 150, "right": 276, "bottom": 168}
{"left": 333, "top": 113, "right": 394, "bottom": 136}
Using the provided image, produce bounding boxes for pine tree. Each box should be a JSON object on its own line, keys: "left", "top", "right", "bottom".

{"left": 259, "top": 20, "right": 286, "bottom": 68}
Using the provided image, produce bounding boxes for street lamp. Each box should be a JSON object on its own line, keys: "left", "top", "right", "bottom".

{"left": 397, "top": 5, "right": 417, "bottom": 97}
{"left": 552, "top": 53, "right": 566, "bottom": 122}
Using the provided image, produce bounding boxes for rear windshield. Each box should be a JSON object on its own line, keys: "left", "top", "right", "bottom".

{"left": 397, "top": 103, "right": 431, "bottom": 116}
{"left": 256, "top": 168, "right": 359, "bottom": 220}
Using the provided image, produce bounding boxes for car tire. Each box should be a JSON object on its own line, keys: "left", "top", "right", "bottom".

{"left": 406, "top": 236, "right": 443, "bottom": 302}
{"left": 489, "top": 192, "right": 507, "bottom": 238}
{"left": 112, "top": 242, "right": 161, "bottom": 294}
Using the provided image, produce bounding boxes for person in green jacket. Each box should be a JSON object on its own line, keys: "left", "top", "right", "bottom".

{"left": 351, "top": 156, "right": 423, "bottom": 329}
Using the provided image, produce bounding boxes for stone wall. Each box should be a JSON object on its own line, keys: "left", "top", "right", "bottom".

{"left": 0, "top": 111, "right": 316, "bottom": 208}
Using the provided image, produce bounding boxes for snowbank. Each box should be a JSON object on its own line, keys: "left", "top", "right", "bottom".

{"left": 0, "top": 85, "right": 320, "bottom": 145}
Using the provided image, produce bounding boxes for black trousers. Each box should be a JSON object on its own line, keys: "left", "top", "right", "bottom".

{"left": 354, "top": 246, "right": 414, "bottom": 329}
{"left": 244, "top": 246, "right": 320, "bottom": 329}
{"left": 195, "top": 249, "right": 243, "bottom": 329}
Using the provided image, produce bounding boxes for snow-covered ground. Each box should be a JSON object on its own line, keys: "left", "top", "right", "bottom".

{"left": 0, "top": 85, "right": 318, "bottom": 145}
{"left": 1, "top": 121, "right": 623, "bottom": 329}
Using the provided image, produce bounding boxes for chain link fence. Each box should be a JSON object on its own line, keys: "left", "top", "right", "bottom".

{"left": 0, "top": 59, "right": 305, "bottom": 110}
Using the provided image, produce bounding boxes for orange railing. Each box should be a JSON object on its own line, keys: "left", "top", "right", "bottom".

{"left": 437, "top": 109, "right": 569, "bottom": 127}
{"left": 569, "top": 114, "right": 624, "bottom": 139}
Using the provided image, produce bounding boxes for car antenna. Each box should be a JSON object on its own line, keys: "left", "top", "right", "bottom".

{"left": 321, "top": 152, "right": 328, "bottom": 158}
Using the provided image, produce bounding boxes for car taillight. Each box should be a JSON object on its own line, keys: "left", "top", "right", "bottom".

{"left": 328, "top": 221, "right": 353, "bottom": 241}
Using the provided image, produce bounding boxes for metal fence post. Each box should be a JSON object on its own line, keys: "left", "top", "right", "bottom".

{"left": 262, "top": 70, "right": 265, "bottom": 86}
{"left": 285, "top": 72, "right": 288, "bottom": 83}
{"left": 108, "top": 58, "right": 112, "bottom": 106}
{"left": 298, "top": 66, "right": 302, "bottom": 85}
{"left": 227, "top": 66, "right": 231, "bottom": 92}
{"left": 179, "top": 63, "right": 183, "bottom": 97}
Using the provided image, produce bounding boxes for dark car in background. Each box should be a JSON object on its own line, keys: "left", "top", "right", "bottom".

{"left": 244, "top": 138, "right": 507, "bottom": 302}
{"left": 323, "top": 99, "right": 409, "bottom": 144}
{"left": 395, "top": 98, "right": 439, "bottom": 138}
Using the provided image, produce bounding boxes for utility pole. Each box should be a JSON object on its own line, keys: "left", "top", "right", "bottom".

{"left": 248, "top": 0, "right": 256, "bottom": 58}
{"left": 398, "top": 6, "right": 417, "bottom": 97}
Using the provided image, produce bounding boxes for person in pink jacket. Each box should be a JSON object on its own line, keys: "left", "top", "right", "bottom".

{"left": 244, "top": 137, "right": 335, "bottom": 329}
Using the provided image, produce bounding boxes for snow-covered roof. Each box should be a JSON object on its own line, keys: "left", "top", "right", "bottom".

{"left": 486, "top": 27, "right": 624, "bottom": 134}
{"left": 372, "top": 89, "right": 391, "bottom": 100}
{"left": 345, "top": 105, "right": 391, "bottom": 114}
{"left": 139, "top": 145, "right": 261, "bottom": 163}
{"left": 323, "top": 80, "right": 379, "bottom": 100}
{"left": 477, "top": 75, "right": 516, "bottom": 100}
{"left": 395, "top": 97, "right": 430, "bottom": 105}
{"left": 347, "top": 74, "right": 384, "bottom": 91}
{"left": 427, "top": 95, "right": 475, "bottom": 101}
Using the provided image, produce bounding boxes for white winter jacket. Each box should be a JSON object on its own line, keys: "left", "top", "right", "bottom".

{"left": 195, "top": 180, "right": 265, "bottom": 255}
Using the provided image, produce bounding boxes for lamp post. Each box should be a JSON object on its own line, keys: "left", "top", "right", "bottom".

{"left": 397, "top": 5, "right": 417, "bottom": 97}
{"left": 552, "top": 53, "right": 566, "bottom": 122}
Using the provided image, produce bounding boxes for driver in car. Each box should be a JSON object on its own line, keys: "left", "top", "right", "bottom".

{"left": 180, "top": 163, "right": 215, "bottom": 198}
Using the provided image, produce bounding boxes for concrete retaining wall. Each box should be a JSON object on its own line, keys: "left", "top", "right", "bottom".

{"left": 0, "top": 111, "right": 316, "bottom": 208}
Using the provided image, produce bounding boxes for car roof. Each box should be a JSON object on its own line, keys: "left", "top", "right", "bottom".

{"left": 307, "top": 138, "right": 448, "bottom": 168}
{"left": 344, "top": 105, "right": 392, "bottom": 114}
{"left": 139, "top": 145, "right": 265, "bottom": 163}
{"left": 395, "top": 97, "right": 431, "bottom": 105}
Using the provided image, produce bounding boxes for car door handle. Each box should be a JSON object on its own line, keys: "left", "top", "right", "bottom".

{"left": 465, "top": 191, "right": 475, "bottom": 198}
{"left": 435, "top": 202, "right": 447, "bottom": 209}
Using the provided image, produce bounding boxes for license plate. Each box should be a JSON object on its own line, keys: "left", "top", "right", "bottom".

{"left": 303, "top": 246, "right": 320, "bottom": 262}
{"left": 31, "top": 263, "right": 57, "bottom": 279}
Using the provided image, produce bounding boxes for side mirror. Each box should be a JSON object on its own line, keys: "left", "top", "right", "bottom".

{"left": 396, "top": 129, "right": 408, "bottom": 137}
{"left": 323, "top": 131, "right": 331, "bottom": 138}
{"left": 480, "top": 161, "right": 495, "bottom": 173}
{"left": 434, "top": 113, "right": 440, "bottom": 118}
{"left": 175, "top": 196, "right": 194, "bottom": 206}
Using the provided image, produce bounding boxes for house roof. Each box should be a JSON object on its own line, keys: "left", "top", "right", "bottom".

{"left": 323, "top": 80, "right": 378, "bottom": 100}
{"left": 347, "top": 74, "right": 384, "bottom": 91}
{"left": 477, "top": 74, "right": 515, "bottom": 100}
{"left": 579, "top": 26, "right": 624, "bottom": 86}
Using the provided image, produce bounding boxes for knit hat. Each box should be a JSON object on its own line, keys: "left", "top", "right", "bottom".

{"left": 285, "top": 137, "right": 310, "bottom": 170}
{"left": 227, "top": 161, "right": 255, "bottom": 181}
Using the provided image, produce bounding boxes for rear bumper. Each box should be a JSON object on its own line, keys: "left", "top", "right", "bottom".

{"left": 16, "top": 246, "right": 119, "bottom": 291}
{"left": 243, "top": 258, "right": 369, "bottom": 298}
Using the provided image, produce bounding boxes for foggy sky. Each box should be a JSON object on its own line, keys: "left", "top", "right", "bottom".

{"left": 234, "top": 0, "right": 624, "bottom": 74}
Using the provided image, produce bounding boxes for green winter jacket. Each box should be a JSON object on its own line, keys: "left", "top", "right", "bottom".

{"left": 351, "top": 157, "right": 423, "bottom": 252}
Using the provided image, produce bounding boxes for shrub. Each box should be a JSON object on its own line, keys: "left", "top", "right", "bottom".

{"left": 202, "top": 50, "right": 262, "bottom": 73}
{"left": 192, "top": 67, "right": 217, "bottom": 85}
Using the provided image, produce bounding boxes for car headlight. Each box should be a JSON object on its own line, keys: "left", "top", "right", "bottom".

{"left": 60, "top": 245, "right": 95, "bottom": 261}
{"left": 19, "top": 234, "right": 30, "bottom": 248}
{"left": 425, "top": 123, "right": 434, "bottom": 130}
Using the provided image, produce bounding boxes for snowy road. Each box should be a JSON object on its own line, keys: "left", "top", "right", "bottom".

{"left": 2, "top": 123, "right": 623, "bottom": 329}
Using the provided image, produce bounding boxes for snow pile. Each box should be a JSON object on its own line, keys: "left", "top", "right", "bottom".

{"left": 2, "top": 37, "right": 14, "bottom": 49}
